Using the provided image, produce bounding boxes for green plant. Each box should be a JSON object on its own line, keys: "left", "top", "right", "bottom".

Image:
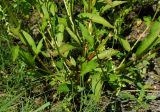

{"left": 1, "top": 0, "right": 160, "bottom": 111}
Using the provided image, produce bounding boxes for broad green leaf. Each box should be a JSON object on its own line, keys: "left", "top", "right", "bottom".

{"left": 51, "top": 44, "right": 75, "bottom": 57}
{"left": 12, "top": 45, "right": 19, "bottom": 62}
{"left": 56, "top": 24, "right": 64, "bottom": 47}
{"left": 22, "top": 30, "right": 37, "bottom": 53}
{"left": 36, "top": 38, "right": 43, "bottom": 54}
{"left": 33, "top": 102, "right": 50, "bottom": 112}
{"left": 57, "top": 83, "right": 70, "bottom": 93}
{"left": 92, "top": 49, "right": 119, "bottom": 60}
{"left": 91, "top": 73, "right": 103, "bottom": 102}
{"left": 79, "top": 22, "right": 94, "bottom": 46}
{"left": 80, "top": 60, "right": 98, "bottom": 76}
{"left": 118, "top": 37, "right": 131, "bottom": 52}
{"left": 66, "top": 27, "right": 81, "bottom": 44}
{"left": 100, "top": 1, "right": 127, "bottom": 14}
{"left": 78, "top": 13, "right": 114, "bottom": 28}
{"left": 136, "top": 20, "right": 160, "bottom": 56}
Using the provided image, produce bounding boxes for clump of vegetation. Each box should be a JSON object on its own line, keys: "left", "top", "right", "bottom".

{"left": 0, "top": 0, "right": 160, "bottom": 111}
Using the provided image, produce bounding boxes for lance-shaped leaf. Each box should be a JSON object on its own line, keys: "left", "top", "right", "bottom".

{"left": 49, "top": 2, "right": 57, "bottom": 16}
{"left": 78, "top": 13, "right": 114, "bottom": 28}
{"left": 91, "top": 73, "right": 103, "bottom": 102}
{"left": 100, "top": 1, "right": 127, "bottom": 14}
{"left": 41, "top": 4, "right": 49, "bottom": 31}
{"left": 36, "top": 38, "right": 43, "bottom": 54}
{"left": 12, "top": 45, "right": 20, "bottom": 62}
{"left": 118, "top": 37, "right": 131, "bottom": 52}
{"left": 79, "top": 22, "right": 94, "bottom": 46}
{"left": 22, "top": 30, "right": 37, "bottom": 54}
{"left": 136, "top": 20, "right": 160, "bottom": 57}
{"left": 66, "top": 27, "right": 81, "bottom": 44}
{"left": 56, "top": 24, "right": 64, "bottom": 47}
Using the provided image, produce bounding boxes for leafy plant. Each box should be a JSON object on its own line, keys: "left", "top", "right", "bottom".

{"left": 1, "top": 0, "right": 160, "bottom": 111}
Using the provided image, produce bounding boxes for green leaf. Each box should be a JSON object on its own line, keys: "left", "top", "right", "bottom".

{"left": 49, "top": 2, "right": 57, "bottom": 16}
{"left": 77, "top": 86, "right": 85, "bottom": 92}
{"left": 143, "top": 16, "right": 152, "bottom": 27}
{"left": 93, "top": 49, "right": 119, "bottom": 60}
{"left": 36, "top": 38, "right": 43, "bottom": 54}
{"left": 119, "top": 92, "right": 135, "bottom": 100}
{"left": 118, "top": 37, "right": 131, "bottom": 52}
{"left": 66, "top": 27, "right": 81, "bottom": 44}
{"left": 33, "top": 102, "right": 50, "bottom": 112}
{"left": 51, "top": 44, "right": 75, "bottom": 57}
{"left": 91, "top": 73, "right": 103, "bottom": 102}
{"left": 58, "top": 17, "right": 68, "bottom": 27}
{"left": 150, "top": 35, "right": 160, "bottom": 48}
{"left": 19, "top": 50, "right": 35, "bottom": 66}
{"left": 100, "top": 1, "right": 127, "bottom": 14}
{"left": 146, "top": 95, "right": 157, "bottom": 100}
{"left": 82, "top": 0, "right": 88, "bottom": 10}
{"left": 56, "top": 24, "right": 64, "bottom": 47}
{"left": 108, "top": 74, "right": 120, "bottom": 89}
{"left": 70, "top": 57, "right": 76, "bottom": 67}
{"left": 80, "top": 60, "right": 98, "bottom": 76}
{"left": 42, "top": 4, "right": 49, "bottom": 20}
{"left": 12, "top": 45, "right": 20, "bottom": 62}
{"left": 41, "top": 4, "right": 49, "bottom": 31}
{"left": 136, "top": 20, "right": 160, "bottom": 56}
{"left": 22, "top": 30, "right": 37, "bottom": 53}
{"left": 78, "top": 13, "right": 114, "bottom": 28}
{"left": 57, "top": 83, "right": 70, "bottom": 93}
{"left": 79, "top": 22, "right": 94, "bottom": 46}
{"left": 10, "top": 26, "right": 26, "bottom": 45}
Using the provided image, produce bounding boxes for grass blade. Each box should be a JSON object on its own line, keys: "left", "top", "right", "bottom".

{"left": 136, "top": 20, "right": 160, "bottom": 56}
{"left": 66, "top": 27, "right": 81, "bottom": 44}
{"left": 0, "top": 93, "right": 23, "bottom": 112}
{"left": 33, "top": 102, "right": 50, "bottom": 112}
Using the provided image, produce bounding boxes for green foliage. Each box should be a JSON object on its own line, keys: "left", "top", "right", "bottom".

{"left": 1, "top": 0, "right": 160, "bottom": 111}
